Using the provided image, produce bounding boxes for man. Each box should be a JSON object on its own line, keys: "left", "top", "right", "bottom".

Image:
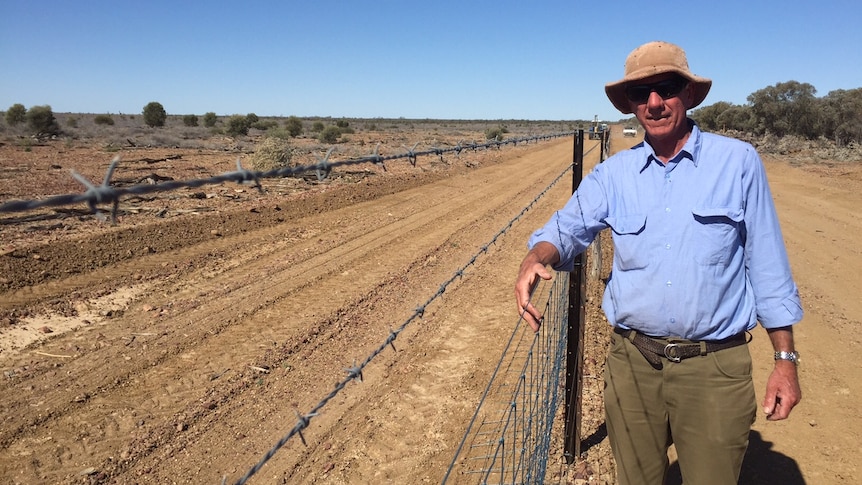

{"left": 514, "top": 41, "right": 803, "bottom": 484}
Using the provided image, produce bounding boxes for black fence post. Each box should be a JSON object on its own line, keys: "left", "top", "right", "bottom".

{"left": 564, "top": 130, "right": 586, "bottom": 464}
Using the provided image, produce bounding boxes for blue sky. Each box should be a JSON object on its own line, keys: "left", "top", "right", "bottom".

{"left": 1, "top": 0, "right": 860, "bottom": 122}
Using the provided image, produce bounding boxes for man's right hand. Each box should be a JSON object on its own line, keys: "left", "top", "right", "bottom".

{"left": 514, "top": 242, "right": 560, "bottom": 332}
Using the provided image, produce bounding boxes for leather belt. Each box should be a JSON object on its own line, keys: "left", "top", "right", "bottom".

{"left": 614, "top": 328, "right": 749, "bottom": 369}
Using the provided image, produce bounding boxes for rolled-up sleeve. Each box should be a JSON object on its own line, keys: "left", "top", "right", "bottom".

{"left": 742, "top": 148, "right": 804, "bottom": 328}
{"left": 528, "top": 171, "right": 609, "bottom": 272}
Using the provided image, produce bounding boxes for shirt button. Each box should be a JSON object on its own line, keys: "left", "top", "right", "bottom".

{"left": 670, "top": 317, "right": 676, "bottom": 323}
{"left": 665, "top": 244, "right": 671, "bottom": 250}
{"left": 666, "top": 281, "right": 672, "bottom": 287}
{"left": 665, "top": 207, "right": 671, "bottom": 212}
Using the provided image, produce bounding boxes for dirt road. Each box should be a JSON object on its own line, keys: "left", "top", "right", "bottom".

{"left": 1, "top": 131, "right": 859, "bottom": 484}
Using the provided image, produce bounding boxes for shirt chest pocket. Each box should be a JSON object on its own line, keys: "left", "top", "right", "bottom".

{"left": 691, "top": 207, "right": 744, "bottom": 266}
{"left": 604, "top": 215, "right": 648, "bottom": 271}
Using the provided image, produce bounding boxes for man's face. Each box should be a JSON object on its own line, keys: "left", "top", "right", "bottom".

{"left": 626, "top": 74, "right": 694, "bottom": 144}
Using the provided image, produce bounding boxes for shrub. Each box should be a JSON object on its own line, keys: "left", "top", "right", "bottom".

{"left": 5, "top": 103, "right": 26, "bottom": 125}
{"left": 66, "top": 117, "right": 79, "bottom": 128}
{"left": 203, "top": 112, "right": 218, "bottom": 127}
{"left": 94, "top": 114, "right": 115, "bottom": 125}
{"left": 142, "top": 101, "right": 167, "bottom": 127}
{"left": 226, "top": 115, "right": 250, "bottom": 137}
{"left": 249, "top": 136, "right": 293, "bottom": 171}
{"left": 182, "top": 114, "right": 199, "bottom": 127}
{"left": 335, "top": 119, "right": 349, "bottom": 128}
{"left": 311, "top": 121, "right": 325, "bottom": 132}
{"left": 251, "top": 119, "right": 278, "bottom": 131}
{"left": 26, "top": 105, "right": 60, "bottom": 135}
{"left": 266, "top": 126, "right": 291, "bottom": 140}
{"left": 285, "top": 116, "right": 303, "bottom": 137}
{"left": 318, "top": 125, "right": 341, "bottom": 143}
{"left": 245, "top": 113, "right": 259, "bottom": 125}
{"left": 485, "top": 126, "right": 508, "bottom": 141}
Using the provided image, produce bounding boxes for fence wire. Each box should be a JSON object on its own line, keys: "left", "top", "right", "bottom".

{"left": 2, "top": 130, "right": 584, "bottom": 484}
{"left": 441, "top": 272, "right": 569, "bottom": 485}
{"left": 226, "top": 139, "right": 576, "bottom": 484}
{"left": 440, "top": 142, "right": 600, "bottom": 484}
{"left": 0, "top": 133, "right": 572, "bottom": 224}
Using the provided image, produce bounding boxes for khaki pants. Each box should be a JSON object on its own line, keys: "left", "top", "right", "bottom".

{"left": 604, "top": 331, "right": 757, "bottom": 485}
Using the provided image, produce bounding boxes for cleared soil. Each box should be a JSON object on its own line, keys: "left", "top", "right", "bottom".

{"left": 0, "top": 128, "right": 860, "bottom": 484}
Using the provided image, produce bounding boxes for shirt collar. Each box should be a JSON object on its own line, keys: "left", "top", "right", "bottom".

{"left": 638, "top": 119, "right": 702, "bottom": 173}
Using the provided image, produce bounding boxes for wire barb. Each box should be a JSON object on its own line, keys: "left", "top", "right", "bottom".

{"left": 70, "top": 155, "right": 122, "bottom": 224}
{"left": 313, "top": 147, "right": 335, "bottom": 181}
{"left": 344, "top": 360, "right": 363, "bottom": 383}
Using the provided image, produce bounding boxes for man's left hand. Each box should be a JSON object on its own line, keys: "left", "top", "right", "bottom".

{"left": 762, "top": 360, "right": 801, "bottom": 420}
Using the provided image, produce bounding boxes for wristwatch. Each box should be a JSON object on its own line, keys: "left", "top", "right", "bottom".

{"left": 774, "top": 350, "right": 800, "bottom": 365}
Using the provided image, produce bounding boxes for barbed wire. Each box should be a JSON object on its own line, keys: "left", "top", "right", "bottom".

{"left": 0, "top": 132, "right": 573, "bottom": 224}
{"left": 227, "top": 140, "right": 589, "bottom": 484}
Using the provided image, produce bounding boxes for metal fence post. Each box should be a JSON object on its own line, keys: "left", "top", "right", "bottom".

{"left": 564, "top": 130, "right": 586, "bottom": 464}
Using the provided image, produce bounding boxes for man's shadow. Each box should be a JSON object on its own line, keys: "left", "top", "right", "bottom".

{"left": 665, "top": 430, "right": 805, "bottom": 484}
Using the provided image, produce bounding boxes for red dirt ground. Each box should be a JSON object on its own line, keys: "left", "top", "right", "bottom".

{"left": 1, "top": 128, "right": 860, "bottom": 484}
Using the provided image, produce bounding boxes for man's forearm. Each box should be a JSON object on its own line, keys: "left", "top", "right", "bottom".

{"left": 767, "top": 326, "right": 796, "bottom": 353}
{"left": 523, "top": 241, "right": 561, "bottom": 269}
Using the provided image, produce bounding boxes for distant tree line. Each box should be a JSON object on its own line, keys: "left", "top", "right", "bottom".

{"left": 692, "top": 81, "right": 862, "bottom": 146}
{"left": 4, "top": 103, "right": 60, "bottom": 137}
{"left": 5, "top": 80, "right": 860, "bottom": 146}
{"left": 2, "top": 101, "right": 309, "bottom": 140}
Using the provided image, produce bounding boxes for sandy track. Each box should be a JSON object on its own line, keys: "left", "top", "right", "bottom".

{"left": 0, "top": 138, "right": 599, "bottom": 483}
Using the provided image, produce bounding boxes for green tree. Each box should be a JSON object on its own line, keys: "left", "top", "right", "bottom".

{"left": 691, "top": 101, "right": 734, "bottom": 131}
{"left": 203, "top": 112, "right": 218, "bottom": 127}
{"left": 285, "top": 116, "right": 303, "bottom": 137}
{"left": 142, "top": 101, "right": 167, "bottom": 127}
{"left": 717, "top": 105, "right": 755, "bottom": 132}
{"left": 5, "top": 103, "right": 26, "bottom": 125}
{"left": 747, "top": 81, "right": 817, "bottom": 138}
{"left": 26, "top": 105, "right": 60, "bottom": 135}
{"left": 226, "top": 115, "right": 250, "bottom": 137}
{"left": 819, "top": 88, "right": 862, "bottom": 145}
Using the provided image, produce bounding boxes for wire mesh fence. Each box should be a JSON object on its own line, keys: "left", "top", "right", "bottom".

{"left": 442, "top": 273, "right": 569, "bottom": 484}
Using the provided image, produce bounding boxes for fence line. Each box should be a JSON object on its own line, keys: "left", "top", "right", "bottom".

{"left": 440, "top": 272, "right": 569, "bottom": 484}
{"left": 0, "top": 133, "right": 572, "bottom": 224}
{"left": 2, "top": 131, "right": 594, "bottom": 483}
{"left": 441, "top": 139, "right": 599, "bottom": 484}
{"left": 223, "top": 135, "right": 583, "bottom": 484}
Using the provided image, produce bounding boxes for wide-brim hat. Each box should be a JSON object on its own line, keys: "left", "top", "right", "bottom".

{"left": 605, "top": 41, "right": 712, "bottom": 115}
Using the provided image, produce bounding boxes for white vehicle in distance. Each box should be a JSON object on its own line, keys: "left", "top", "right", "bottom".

{"left": 622, "top": 126, "right": 637, "bottom": 137}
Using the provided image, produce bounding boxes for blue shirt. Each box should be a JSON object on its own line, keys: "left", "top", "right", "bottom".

{"left": 529, "top": 122, "right": 803, "bottom": 340}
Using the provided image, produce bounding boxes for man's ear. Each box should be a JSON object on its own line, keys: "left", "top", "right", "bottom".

{"left": 682, "top": 83, "right": 697, "bottom": 110}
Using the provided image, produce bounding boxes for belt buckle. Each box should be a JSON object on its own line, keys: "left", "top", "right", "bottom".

{"left": 664, "top": 342, "right": 682, "bottom": 363}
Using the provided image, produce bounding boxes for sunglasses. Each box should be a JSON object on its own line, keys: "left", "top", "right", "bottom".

{"left": 625, "top": 77, "right": 689, "bottom": 103}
